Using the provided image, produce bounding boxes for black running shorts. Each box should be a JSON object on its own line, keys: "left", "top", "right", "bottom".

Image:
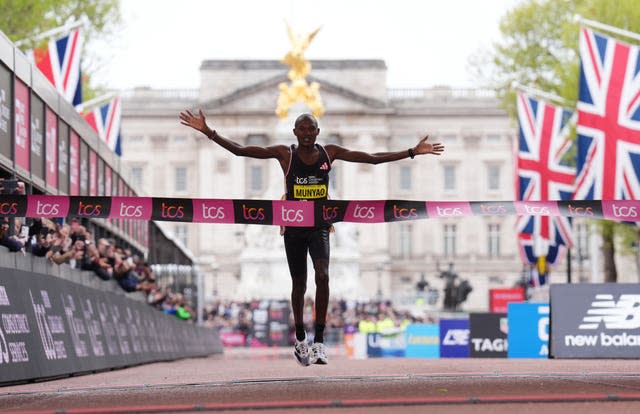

{"left": 283, "top": 227, "right": 330, "bottom": 278}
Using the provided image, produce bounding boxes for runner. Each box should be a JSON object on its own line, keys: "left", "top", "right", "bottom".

{"left": 179, "top": 110, "right": 444, "bottom": 365}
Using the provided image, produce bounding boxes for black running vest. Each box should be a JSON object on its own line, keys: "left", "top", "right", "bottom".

{"left": 285, "top": 144, "right": 331, "bottom": 201}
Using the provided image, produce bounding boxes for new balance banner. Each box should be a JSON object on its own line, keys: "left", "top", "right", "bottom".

{"left": 469, "top": 313, "right": 508, "bottom": 358}
{"left": 0, "top": 196, "right": 639, "bottom": 224}
{"left": 550, "top": 284, "right": 640, "bottom": 358}
{"left": 439, "top": 319, "right": 470, "bottom": 358}
{"left": 404, "top": 323, "right": 439, "bottom": 358}
{"left": 507, "top": 303, "right": 549, "bottom": 358}
{"left": 0, "top": 268, "right": 222, "bottom": 384}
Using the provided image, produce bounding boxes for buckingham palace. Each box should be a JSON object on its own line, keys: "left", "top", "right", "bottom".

{"left": 117, "top": 59, "right": 592, "bottom": 312}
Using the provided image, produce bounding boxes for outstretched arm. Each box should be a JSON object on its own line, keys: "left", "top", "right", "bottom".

{"left": 179, "top": 109, "right": 288, "bottom": 161}
{"left": 326, "top": 135, "right": 444, "bottom": 164}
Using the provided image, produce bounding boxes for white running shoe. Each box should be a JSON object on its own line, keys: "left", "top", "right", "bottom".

{"left": 310, "top": 342, "right": 328, "bottom": 365}
{"left": 294, "top": 335, "right": 311, "bottom": 366}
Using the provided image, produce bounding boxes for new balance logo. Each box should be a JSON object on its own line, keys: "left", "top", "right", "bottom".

{"left": 319, "top": 162, "right": 329, "bottom": 170}
{"left": 578, "top": 294, "right": 640, "bottom": 330}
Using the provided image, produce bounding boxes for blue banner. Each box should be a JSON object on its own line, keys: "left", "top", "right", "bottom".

{"left": 507, "top": 303, "right": 549, "bottom": 358}
{"left": 439, "top": 319, "right": 470, "bottom": 358}
{"left": 404, "top": 324, "right": 439, "bottom": 358}
{"left": 366, "top": 332, "right": 405, "bottom": 358}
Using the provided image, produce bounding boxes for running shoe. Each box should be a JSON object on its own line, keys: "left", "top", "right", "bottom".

{"left": 294, "top": 335, "right": 310, "bottom": 366}
{"left": 310, "top": 342, "right": 328, "bottom": 365}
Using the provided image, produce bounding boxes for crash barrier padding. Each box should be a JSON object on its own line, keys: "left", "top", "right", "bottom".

{"left": 0, "top": 195, "right": 637, "bottom": 225}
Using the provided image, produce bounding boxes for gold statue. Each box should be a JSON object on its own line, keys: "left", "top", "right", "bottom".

{"left": 276, "top": 24, "right": 325, "bottom": 119}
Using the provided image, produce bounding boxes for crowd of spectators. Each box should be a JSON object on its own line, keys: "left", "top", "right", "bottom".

{"left": 0, "top": 178, "right": 195, "bottom": 322}
{"left": 204, "top": 297, "right": 437, "bottom": 345}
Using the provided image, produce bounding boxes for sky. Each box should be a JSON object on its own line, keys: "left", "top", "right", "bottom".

{"left": 93, "top": 0, "right": 522, "bottom": 91}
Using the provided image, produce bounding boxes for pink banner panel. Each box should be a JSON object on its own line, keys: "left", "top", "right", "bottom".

{"left": 26, "top": 195, "right": 70, "bottom": 218}
{"left": 344, "top": 200, "right": 386, "bottom": 223}
{"left": 105, "top": 166, "right": 112, "bottom": 197}
{"left": 514, "top": 201, "right": 561, "bottom": 217}
{"left": 45, "top": 106, "right": 58, "bottom": 189}
{"left": 192, "top": 199, "right": 235, "bottom": 223}
{"left": 14, "top": 79, "right": 29, "bottom": 172}
{"left": 426, "top": 201, "right": 473, "bottom": 218}
{"left": 109, "top": 196, "right": 153, "bottom": 220}
{"left": 272, "top": 200, "right": 315, "bottom": 227}
{"left": 602, "top": 200, "right": 640, "bottom": 222}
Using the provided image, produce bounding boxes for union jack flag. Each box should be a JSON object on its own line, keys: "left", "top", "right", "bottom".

{"left": 30, "top": 28, "right": 83, "bottom": 106}
{"left": 574, "top": 27, "right": 640, "bottom": 200}
{"left": 515, "top": 92, "right": 575, "bottom": 257}
{"left": 82, "top": 97, "right": 122, "bottom": 156}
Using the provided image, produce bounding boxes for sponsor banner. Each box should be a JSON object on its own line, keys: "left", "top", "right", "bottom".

{"left": 344, "top": 200, "right": 385, "bottom": 223}
{"left": 267, "top": 300, "right": 290, "bottom": 347}
{"left": 489, "top": 288, "right": 525, "bottom": 313}
{"left": 557, "top": 200, "right": 602, "bottom": 219}
{"left": 69, "top": 196, "right": 111, "bottom": 219}
{"left": 439, "top": 319, "right": 470, "bottom": 358}
{"left": 30, "top": 94, "right": 45, "bottom": 183}
{"left": 601, "top": 200, "right": 640, "bottom": 222}
{"left": 192, "top": 199, "right": 234, "bottom": 223}
{"left": 316, "top": 200, "right": 349, "bottom": 226}
{"left": 366, "top": 331, "right": 405, "bottom": 358}
{"left": 514, "top": 200, "right": 560, "bottom": 218}
{"left": 14, "top": 78, "right": 30, "bottom": 174}
{"left": 0, "top": 64, "right": 12, "bottom": 162}
{"left": 26, "top": 195, "right": 69, "bottom": 218}
{"left": 426, "top": 201, "right": 472, "bottom": 218}
{"left": 152, "top": 198, "right": 193, "bottom": 222}
{"left": 507, "top": 303, "right": 549, "bottom": 358}
{"left": 470, "top": 201, "right": 517, "bottom": 216}
{"left": 45, "top": 106, "right": 58, "bottom": 189}
{"left": 109, "top": 197, "right": 153, "bottom": 221}
{"left": 272, "top": 200, "right": 315, "bottom": 227}
{"left": 0, "top": 195, "right": 27, "bottom": 217}
{"left": 233, "top": 199, "right": 273, "bottom": 226}
{"left": 0, "top": 196, "right": 637, "bottom": 224}
{"left": 404, "top": 323, "right": 439, "bottom": 358}
{"left": 89, "top": 150, "right": 97, "bottom": 196}
{"left": 0, "top": 268, "right": 221, "bottom": 384}
{"left": 69, "top": 131, "right": 80, "bottom": 196}
{"left": 384, "top": 200, "right": 428, "bottom": 222}
{"left": 550, "top": 284, "right": 640, "bottom": 358}
{"left": 219, "top": 330, "right": 246, "bottom": 347}
{"left": 469, "top": 313, "right": 508, "bottom": 358}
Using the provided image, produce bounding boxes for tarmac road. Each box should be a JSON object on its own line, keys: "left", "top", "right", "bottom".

{"left": 2, "top": 347, "right": 640, "bottom": 413}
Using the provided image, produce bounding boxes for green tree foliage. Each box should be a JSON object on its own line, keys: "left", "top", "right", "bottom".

{"left": 475, "top": 0, "right": 640, "bottom": 282}
{"left": 0, "top": 0, "right": 121, "bottom": 99}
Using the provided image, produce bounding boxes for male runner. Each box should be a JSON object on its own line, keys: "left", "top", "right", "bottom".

{"left": 179, "top": 110, "right": 444, "bottom": 366}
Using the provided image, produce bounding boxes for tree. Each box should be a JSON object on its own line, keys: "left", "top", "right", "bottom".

{"left": 0, "top": 0, "right": 121, "bottom": 99}
{"left": 473, "top": 0, "right": 640, "bottom": 282}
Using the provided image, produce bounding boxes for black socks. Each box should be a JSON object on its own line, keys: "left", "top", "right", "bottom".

{"left": 295, "top": 324, "right": 306, "bottom": 342}
{"left": 314, "top": 323, "right": 325, "bottom": 344}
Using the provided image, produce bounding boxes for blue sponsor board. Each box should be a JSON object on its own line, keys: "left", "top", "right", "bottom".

{"left": 366, "top": 332, "right": 405, "bottom": 357}
{"left": 439, "top": 319, "right": 470, "bottom": 358}
{"left": 507, "top": 303, "right": 549, "bottom": 358}
{"left": 404, "top": 324, "right": 439, "bottom": 358}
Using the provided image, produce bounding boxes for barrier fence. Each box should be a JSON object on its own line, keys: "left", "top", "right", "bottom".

{"left": 1, "top": 195, "right": 639, "bottom": 225}
{"left": 0, "top": 268, "right": 223, "bottom": 384}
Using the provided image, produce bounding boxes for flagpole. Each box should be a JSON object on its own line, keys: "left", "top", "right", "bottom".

{"left": 75, "top": 93, "right": 116, "bottom": 113}
{"left": 512, "top": 82, "right": 574, "bottom": 107}
{"left": 15, "top": 19, "right": 86, "bottom": 47}
{"left": 575, "top": 15, "right": 640, "bottom": 43}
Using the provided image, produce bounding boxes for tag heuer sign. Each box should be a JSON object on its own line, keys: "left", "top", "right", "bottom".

{"left": 550, "top": 284, "right": 640, "bottom": 358}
